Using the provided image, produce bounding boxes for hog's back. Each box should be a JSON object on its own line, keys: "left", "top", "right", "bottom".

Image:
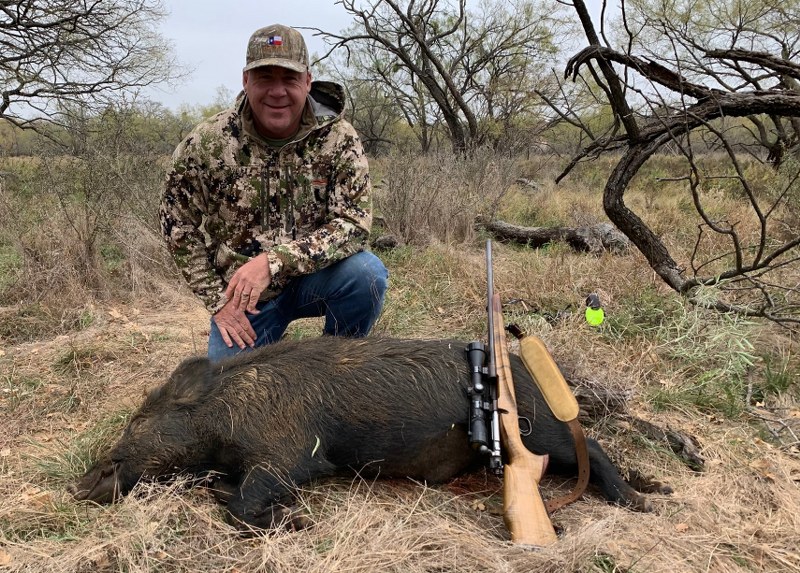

{"left": 207, "top": 337, "right": 561, "bottom": 483}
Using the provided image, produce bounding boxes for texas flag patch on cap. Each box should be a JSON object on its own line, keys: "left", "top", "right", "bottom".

{"left": 268, "top": 35, "right": 283, "bottom": 46}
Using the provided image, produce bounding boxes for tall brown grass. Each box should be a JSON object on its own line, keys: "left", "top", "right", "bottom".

{"left": 0, "top": 147, "right": 798, "bottom": 572}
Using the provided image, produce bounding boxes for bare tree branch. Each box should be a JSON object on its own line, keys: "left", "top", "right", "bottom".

{"left": 314, "top": 0, "right": 561, "bottom": 153}
{"left": 555, "top": 0, "right": 800, "bottom": 328}
{"left": 0, "top": 0, "right": 180, "bottom": 124}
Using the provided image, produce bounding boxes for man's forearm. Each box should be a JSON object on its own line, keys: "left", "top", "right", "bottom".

{"left": 160, "top": 175, "right": 227, "bottom": 313}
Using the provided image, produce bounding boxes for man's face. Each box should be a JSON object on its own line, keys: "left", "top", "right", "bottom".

{"left": 243, "top": 66, "right": 312, "bottom": 139}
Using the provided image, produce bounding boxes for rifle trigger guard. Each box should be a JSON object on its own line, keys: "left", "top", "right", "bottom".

{"left": 518, "top": 416, "right": 532, "bottom": 436}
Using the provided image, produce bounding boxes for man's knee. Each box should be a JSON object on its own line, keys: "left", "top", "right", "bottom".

{"left": 207, "top": 319, "right": 246, "bottom": 361}
{"left": 346, "top": 251, "right": 388, "bottom": 298}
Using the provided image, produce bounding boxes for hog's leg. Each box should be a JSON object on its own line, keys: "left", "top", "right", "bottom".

{"left": 511, "top": 357, "right": 671, "bottom": 510}
{"left": 226, "top": 461, "right": 336, "bottom": 533}
{"left": 545, "top": 436, "right": 658, "bottom": 511}
{"left": 583, "top": 439, "right": 654, "bottom": 511}
{"left": 207, "top": 475, "right": 239, "bottom": 504}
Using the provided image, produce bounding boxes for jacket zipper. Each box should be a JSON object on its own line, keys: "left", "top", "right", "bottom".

{"left": 284, "top": 162, "right": 296, "bottom": 240}
{"left": 260, "top": 170, "right": 269, "bottom": 231}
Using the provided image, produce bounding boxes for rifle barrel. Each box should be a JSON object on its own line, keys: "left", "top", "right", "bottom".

{"left": 486, "top": 240, "right": 496, "bottom": 379}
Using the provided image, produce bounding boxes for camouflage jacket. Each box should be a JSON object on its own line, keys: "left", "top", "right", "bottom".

{"left": 159, "top": 81, "right": 372, "bottom": 313}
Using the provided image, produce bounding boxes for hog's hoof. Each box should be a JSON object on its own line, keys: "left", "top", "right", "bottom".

{"left": 227, "top": 503, "right": 312, "bottom": 535}
{"left": 626, "top": 493, "right": 653, "bottom": 513}
{"left": 276, "top": 506, "right": 313, "bottom": 531}
{"left": 628, "top": 470, "right": 674, "bottom": 495}
{"left": 207, "top": 477, "right": 239, "bottom": 505}
{"left": 612, "top": 483, "right": 661, "bottom": 513}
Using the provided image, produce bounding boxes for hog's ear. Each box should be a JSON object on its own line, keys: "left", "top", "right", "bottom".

{"left": 166, "top": 356, "right": 215, "bottom": 407}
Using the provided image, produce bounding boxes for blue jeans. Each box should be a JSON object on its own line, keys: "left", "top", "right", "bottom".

{"left": 208, "top": 251, "right": 388, "bottom": 361}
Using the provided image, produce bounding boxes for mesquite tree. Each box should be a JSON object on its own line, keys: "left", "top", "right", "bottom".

{"left": 0, "top": 0, "right": 177, "bottom": 128}
{"left": 315, "top": 0, "right": 562, "bottom": 153}
{"left": 560, "top": 0, "right": 800, "bottom": 327}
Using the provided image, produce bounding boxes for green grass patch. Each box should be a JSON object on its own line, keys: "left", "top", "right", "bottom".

{"left": 649, "top": 373, "right": 747, "bottom": 418}
{"left": 53, "top": 344, "right": 117, "bottom": 377}
{"left": 0, "top": 303, "right": 95, "bottom": 344}
{"left": 28, "top": 410, "right": 131, "bottom": 484}
{"left": 0, "top": 498, "right": 96, "bottom": 543}
{"left": 100, "top": 242, "right": 125, "bottom": 273}
{"left": 601, "top": 286, "right": 685, "bottom": 342}
{"left": 751, "top": 355, "right": 799, "bottom": 402}
{"left": 284, "top": 317, "right": 325, "bottom": 339}
{"left": 645, "top": 313, "right": 759, "bottom": 417}
{"left": 1, "top": 371, "right": 46, "bottom": 412}
{"left": 0, "top": 243, "right": 21, "bottom": 292}
{"left": 588, "top": 552, "right": 634, "bottom": 573}
{"left": 501, "top": 193, "right": 566, "bottom": 228}
{"left": 601, "top": 286, "right": 763, "bottom": 417}
{"left": 377, "top": 245, "right": 482, "bottom": 338}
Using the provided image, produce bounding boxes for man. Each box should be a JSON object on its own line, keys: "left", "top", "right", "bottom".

{"left": 160, "top": 24, "right": 388, "bottom": 361}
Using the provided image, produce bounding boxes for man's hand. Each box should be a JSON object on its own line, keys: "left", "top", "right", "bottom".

{"left": 212, "top": 301, "right": 257, "bottom": 349}
{"left": 213, "top": 253, "right": 272, "bottom": 349}
{"left": 225, "top": 252, "right": 272, "bottom": 314}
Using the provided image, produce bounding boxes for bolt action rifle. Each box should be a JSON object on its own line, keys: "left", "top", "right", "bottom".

{"left": 467, "top": 240, "right": 558, "bottom": 546}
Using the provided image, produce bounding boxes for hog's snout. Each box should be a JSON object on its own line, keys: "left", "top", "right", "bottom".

{"left": 68, "top": 459, "right": 122, "bottom": 504}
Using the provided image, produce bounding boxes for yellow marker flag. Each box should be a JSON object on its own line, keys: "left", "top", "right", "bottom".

{"left": 585, "top": 293, "right": 604, "bottom": 326}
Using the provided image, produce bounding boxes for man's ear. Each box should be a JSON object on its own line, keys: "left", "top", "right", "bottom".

{"left": 242, "top": 70, "right": 250, "bottom": 90}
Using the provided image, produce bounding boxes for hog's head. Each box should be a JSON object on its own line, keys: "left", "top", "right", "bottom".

{"left": 69, "top": 356, "right": 216, "bottom": 503}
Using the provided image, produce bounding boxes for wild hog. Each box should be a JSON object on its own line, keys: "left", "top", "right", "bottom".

{"left": 70, "top": 336, "right": 663, "bottom": 531}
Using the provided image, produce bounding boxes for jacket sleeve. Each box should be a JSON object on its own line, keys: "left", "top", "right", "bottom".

{"left": 266, "top": 120, "right": 373, "bottom": 282}
{"left": 159, "top": 139, "right": 228, "bottom": 313}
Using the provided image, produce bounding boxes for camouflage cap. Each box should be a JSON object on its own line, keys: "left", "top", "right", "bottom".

{"left": 244, "top": 24, "right": 309, "bottom": 73}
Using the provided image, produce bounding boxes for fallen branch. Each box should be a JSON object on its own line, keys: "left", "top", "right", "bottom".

{"left": 559, "top": 361, "right": 705, "bottom": 471}
{"left": 627, "top": 416, "right": 706, "bottom": 471}
{"left": 478, "top": 218, "right": 630, "bottom": 255}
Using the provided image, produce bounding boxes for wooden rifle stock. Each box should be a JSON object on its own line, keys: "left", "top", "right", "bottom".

{"left": 491, "top": 292, "right": 558, "bottom": 546}
{"left": 508, "top": 325, "right": 590, "bottom": 514}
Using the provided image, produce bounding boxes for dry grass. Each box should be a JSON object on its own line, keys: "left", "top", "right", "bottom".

{"left": 1, "top": 245, "right": 798, "bottom": 572}
{"left": 372, "top": 148, "right": 521, "bottom": 246}
{"left": 1, "top": 154, "right": 799, "bottom": 572}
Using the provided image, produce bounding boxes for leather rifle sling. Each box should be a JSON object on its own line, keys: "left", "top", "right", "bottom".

{"left": 545, "top": 418, "right": 590, "bottom": 513}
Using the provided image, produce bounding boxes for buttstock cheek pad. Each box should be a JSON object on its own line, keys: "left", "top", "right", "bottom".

{"left": 518, "top": 336, "right": 579, "bottom": 423}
